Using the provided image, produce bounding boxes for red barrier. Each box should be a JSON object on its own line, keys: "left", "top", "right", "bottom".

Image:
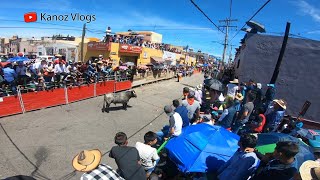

{"left": 0, "top": 96, "right": 22, "bottom": 117}
{"left": 115, "top": 81, "right": 132, "bottom": 92}
{"left": 67, "top": 84, "right": 94, "bottom": 103}
{"left": 96, "top": 81, "right": 115, "bottom": 96}
{"left": 22, "top": 88, "right": 66, "bottom": 111}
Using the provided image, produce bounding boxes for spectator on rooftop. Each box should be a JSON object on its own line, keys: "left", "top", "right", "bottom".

{"left": 217, "top": 134, "right": 260, "bottom": 180}
{"left": 73, "top": 149, "right": 124, "bottom": 180}
{"left": 135, "top": 131, "right": 160, "bottom": 178}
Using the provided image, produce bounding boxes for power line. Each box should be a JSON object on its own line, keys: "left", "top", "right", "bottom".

{"left": 230, "top": 0, "right": 271, "bottom": 42}
{"left": 0, "top": 26, "right": 82, "bottom": 31}
{"left": 229, "top": 0, "right": 233, "bottom": 19}
{"left": 189, "top": 0, "right": 225, "bottom": 34}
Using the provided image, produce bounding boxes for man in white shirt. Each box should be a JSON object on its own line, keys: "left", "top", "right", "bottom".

{"left": 157, "top": 105, "right": 183, "bottom": 143}
{"left": 54, "top": 60, "right": 67, "bottom": 83}
{"left": 135, "top": 131, "right": 160, "bottom": 177}
{"left": 226, "top": 79, "right": 239, "bottom": 99}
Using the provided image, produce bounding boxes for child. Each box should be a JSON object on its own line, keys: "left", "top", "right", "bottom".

{"left": 135, "top": 131, "right": 160, "bottom": 178}
{"left": 109, "top": 132, "right": 146, "bottom": 180}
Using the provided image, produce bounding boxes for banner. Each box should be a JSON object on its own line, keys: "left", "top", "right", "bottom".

{"left": 163, "top": 51, "right": 176, "bottom": 61}
{"left": 87, "top": 42, "right": 111, "bottom": 51}
{"left": 119, "top": 44, "right": 142, "bottom": 53}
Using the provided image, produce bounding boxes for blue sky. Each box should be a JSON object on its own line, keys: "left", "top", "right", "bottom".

{"left": 0, "top": 0, "right": 320, "bottom": 57}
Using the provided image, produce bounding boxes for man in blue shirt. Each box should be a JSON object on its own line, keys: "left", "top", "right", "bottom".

{"left": 3, "top": 64, "right": 17, "bottom": 94}
{"left": 173, "top": 99, "right": 189, "bottom": 127}
{"left": 252, "top": 141, "right": 299, "bottom": 180}
{"left": 264, "top": 99, "right": 286, "bottom": 132}
{"left": 217, "top": 134, "right": 260, "bottom": 180}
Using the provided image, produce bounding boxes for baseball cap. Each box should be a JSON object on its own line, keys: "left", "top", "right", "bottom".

{"left": 164, "top": 105, "right": 173, "bottom": 114}
{"left": 188, "top": 90, "right": 195, "bottom": 98}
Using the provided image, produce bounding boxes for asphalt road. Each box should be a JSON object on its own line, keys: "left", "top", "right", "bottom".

{"left": 0, "top": 73, "right": 203, "bottom": 180}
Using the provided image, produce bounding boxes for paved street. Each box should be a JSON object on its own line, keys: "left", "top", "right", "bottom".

{"left": 0, "top": 73, "right": 203, "bottom": 180}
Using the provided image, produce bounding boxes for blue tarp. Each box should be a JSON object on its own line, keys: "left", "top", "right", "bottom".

{"left": 8, "top": 56, "right": 29, "bottom": 62}
{"left": 165, "top": 124, "right": 239, "bottom": 173}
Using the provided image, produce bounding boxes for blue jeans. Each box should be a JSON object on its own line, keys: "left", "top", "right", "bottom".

{"left": 156, "top": 125, "right": 170, "bottom": 144}
{"left": 146, "top": 159, "right": 160, "bottom": 175}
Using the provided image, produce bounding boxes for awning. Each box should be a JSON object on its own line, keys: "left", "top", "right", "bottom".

{"left": 151, "top": 56, "right": 164, "bottom": 63}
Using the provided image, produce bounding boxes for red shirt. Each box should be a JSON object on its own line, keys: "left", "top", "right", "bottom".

{"left": 253, "top": 114, "right": 266, "bottom": 133}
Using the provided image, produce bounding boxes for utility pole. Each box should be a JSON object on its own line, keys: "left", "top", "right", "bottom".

{"left": 218, "top": 19, "right": 237, "bottom": 65}
{"left": 80, "top": 23, "right": 86, "bottom": 63}
{"left": 270, "top": 22, "right": 291, "bottom": 84}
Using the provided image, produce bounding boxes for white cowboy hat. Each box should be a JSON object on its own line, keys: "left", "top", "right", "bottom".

{"left": 273, "top": 99, "right": 287, "bottom": 110}
{"left": 72, "top": 149, "right": 101, "bottom": 172}
{"left": 229, "top": 79, "right": 239, "bottom": 84}
{"left": 299, "top": 160, "right": 320, "bottom": 180}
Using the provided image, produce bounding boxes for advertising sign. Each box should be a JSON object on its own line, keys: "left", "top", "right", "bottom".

{"left": 87, "top": 42, "right": 110, "bottom": 51}
{"left": 119, "top": 44, "right": 142, "bottom": 53}
{"left": 163, "top": 51, "right": 176, "bottom": 61}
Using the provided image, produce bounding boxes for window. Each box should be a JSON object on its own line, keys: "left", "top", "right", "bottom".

{"left": 237, "top": 59, "right": 240, "bottom": 68}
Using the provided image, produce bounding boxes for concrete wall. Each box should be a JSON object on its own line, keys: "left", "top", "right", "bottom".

{"left": 235, "top": 33, "right": 320, "bottom": 121}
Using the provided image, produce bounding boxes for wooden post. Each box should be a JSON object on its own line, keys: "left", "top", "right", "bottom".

{"left": 270, "top": 22, "right": 291, "bottom": 84}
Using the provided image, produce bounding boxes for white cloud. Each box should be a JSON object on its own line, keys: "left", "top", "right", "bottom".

{"left": 306, "top": 30, "right": 320, "bottom": 34}
{"left": 294, "top": 0, "right": 320, "bottom": 23}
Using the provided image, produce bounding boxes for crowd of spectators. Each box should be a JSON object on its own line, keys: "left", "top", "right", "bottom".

{"left": 67, "top": 68, "right": 314, "bottom": 180}
{"left": 104, "top": 27, "right": 183, "bottom": 54}
{"left": 0, "top": 55, "right": 132, "bottom": 96}
{"left": 3, "top": 66, "right": 319, "bottom": 180}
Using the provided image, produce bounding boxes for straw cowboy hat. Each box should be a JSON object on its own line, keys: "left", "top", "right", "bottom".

{"left": 55, "top": 54, "right": 62, "bottom": 57}
{"left": 299, "top": 160, "right": 320, "bottom": 180}
{"left": 235, "top": 93, "right": 244, "bottom": 101}
{"left": 97, "top": 61, "right": 103, "bottom": 64}
{"left": 273, "top": 99, "right": 287, "bottom": 110}
{"left": 229, "top": 79, "right": 239, "bottom": 84}
{"left": 72, "top": 149, "right": 101, "bottom": 172}
{"left": 196, "top": 84, "right": 203, "bottom": 90}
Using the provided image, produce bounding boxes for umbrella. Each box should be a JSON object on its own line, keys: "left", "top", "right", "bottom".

{"left": 165, "top": 124, "right": 239, "bottom": 173}
{"left": 138, "top": 65, "right": 148, "bottom": 69}
{"left": 119, "top": 66, "right": 128, "bottom": 70}
{"left": 246, "top": 20, "right": 266, "bottom": 33}
{"left": 8, "top": 56, "right": 29, "bottom": 63}
{"left": 256, "top": 133, "right": 314, "bottom": 170}
{"left": 205, "top": 79, "right": 223, "bottom": 92}
{"left": 123, "top": 62, "right": 135, "bottom": 66}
